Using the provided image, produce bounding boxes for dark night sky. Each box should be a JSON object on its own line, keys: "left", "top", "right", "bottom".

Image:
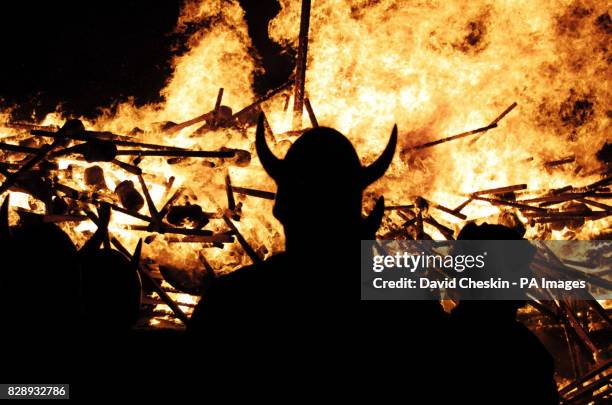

{"left": 0, "top": 0, "right": 291, "bottom": 121}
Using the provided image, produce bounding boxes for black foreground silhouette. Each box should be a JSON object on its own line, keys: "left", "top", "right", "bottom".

{"left": 0, "top": 118, "right": 559, "bottom": 401}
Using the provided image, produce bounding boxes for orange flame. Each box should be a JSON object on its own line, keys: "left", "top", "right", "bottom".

{"left": 1, "top": 0, "right": 610, "bottom": 281}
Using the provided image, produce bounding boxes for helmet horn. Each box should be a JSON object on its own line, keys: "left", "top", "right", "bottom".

{"left": 362, "top": 124, "right": 397, "bottom": 187}
{"left": 255, "top": 113, "right": 282, "bottom": 181}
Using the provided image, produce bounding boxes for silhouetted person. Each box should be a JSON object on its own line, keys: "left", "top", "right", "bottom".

{"left": 450, "top": 223, "right": 558, "bottom": 404}
{"left": 0, "top": 197, "right": 80, "bottom": 332}
{"left": 187, "top": 115, "right": 456, "bottom": 401}
{"left": 78, "top": 204, "right": 142, "bottom": 333}
{"left": 0, "top": 195, "right": 80, "bottom": 385}
{"left": 189, "top": 114, "right": 398, "bottom": 337}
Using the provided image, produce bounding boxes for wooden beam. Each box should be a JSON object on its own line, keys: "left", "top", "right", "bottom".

{"left": 111, "top": 237, "right": 190, "bottom": 325}
{"left": 292, "top": 0, "right": 311, "bottom": 129}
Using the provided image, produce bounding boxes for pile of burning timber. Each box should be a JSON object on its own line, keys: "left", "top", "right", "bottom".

{"left": 0, "top": 93, "right": 609, "bottom": 405}
{"left": 0, "top": 68, "right": 338, "bottom": 323}
{"left": 382, "top": 101, "right": 611, "bottom": 241}
{"left": 381, "top": 178, "right": 612, "bottom": 240}
{"left": 0, "top": 83, "right": 298, "bottom": 327}
{"left": 1, "top": 99, "right": 609, "bottom": 301}
{"left": 374, "top": 103, "right": 611, "bottom": 402}
{"left": 1, "top": 0, "right": 610, "bottom": 396}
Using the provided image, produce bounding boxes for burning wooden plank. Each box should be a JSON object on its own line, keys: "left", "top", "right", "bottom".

{"left": 397, "top": 211, "right": 418, "bottom": 236}
{"left": 42, "top": 214, "right": 88, "bottom": 223}
{"left": 519, "top": 193, "right": 588, "bottom": 204}
{"left": 232, "top": 186, "right": 276, "bottom": 200}
{"left": 53, "top": 182, "right": 81, "bottom": 199}
{"left": 166, "top": 88, "right": 225, "bottom": 134}
{"left": 170, "top": 81, "right": 293, "bottom": 136}
{"left": 396, "top": 209, "right": 414, "bottom": 220}
{"left": 472, "top": 196, "right": 548, "bottom": 212}
{"left": 143, "top": 296, "right": 196, "bottom": 309}
{"left": 111, "top": 238, "right": 190, "bottom": 325}
{"left": 3, "top": 122, "right": 59, "bottom": 132}
{"left": 530, "top": 257, "right": 610, "bottom": 365}
{"left": 585, "top": 175, "right": 612, "bottom": 191}
{"left": 415, "top": 209, "right": 425, "bottom": 238}
{"left": 412, "top": 102, "right": 517, "bottom": 150}
{"left": 115, "top": 149, "right": 236, "bottom": 158}
{"left": 525, "top": 210, "right": 611, "bottom": 220}
{"left": 158, "top": 187, "right": 185, "bottom": 219}
{"left": 211, "top": 88, "right": 224, "bottom": 127}
{"left": 125, "top": 225, "right": 215, "bottom": 237}
{"left": 472, "top": 184, "right": 527, "bottom": 196}
{"left": 0, "top": 139, "right": 62, "bottom": 195}
{"left": 423, "top": 216, "right": 455, "bottom": 240}
{"left": 544, "top": 155, "right": 575, "bottom": 168}
{"left": 111, "top": 158, "right": 142, "bottom": 175}
{"left": 452, "top": 197, "right": 473, "bottom": 214}
{"left": 232, "top": 80, "right": 294, "bottom": 124}
{"left": 558, "top": 359, "right": 612, "bottom": 401}
{"left": 468, "top": 102, "right": 519, "bottom": 146}
{"left": 223, "top": 214, "right": 262, "bottom": 264}
{"left": 489, "top": 102, "right": 518, "bottom": 125}
{"left": 15, "top": 208, "right": 88, "bottom": 224}
{"left": 532, "top": 191, "right": 612, "bottom": 208}
{"left": 579, "top": 198, "right": 612, "bottom": 211}
{"left": 539, "top": 243, "right": 612, "bottom": 326}
{"left": 592, "top": 192, "right": 612, "bottom": 198}
{"left": 411, "top": 123, "right": 497, "bottom": 150}
{"left": 105, "top": 201, "right": 152, "bottom": 223}
{"left": 0, "top": 162, "right": 21, "bottom": 171}
{"left": 225, "top": 174, "right": 236, "bottom": 211}
{"left": 0, "top": 142, "right": 40, "bottom": 154}
{"left": 384, "top": 204, "right": 415, "bottom": 211}
{"left": 304, "top": 97, "right": 319, "bottom": 128}
{"left": 557, "top": 298, "right": 599, "bottom": 355}
{"left": 551, "top": 185, "right": 573, "bottom": 195}
{"left": 137, "top": 174, "right": 163, "bottom": 232}
{"left": 293, "top": 0, "right": 312, "bottom": 129}
{"left": 166, "top": 234, "right": 235, "bottom": 244}
{"left": 532, "top": 256, "right": 612, "bottom": 292}
{"left": 421, "top": 197, "right": 468, "bottom": 220}
{"left": 31, "top": 128, "right": 185, "bottom": 151}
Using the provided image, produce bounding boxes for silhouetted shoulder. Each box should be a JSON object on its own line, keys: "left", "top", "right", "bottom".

{"left": 497, "top": 323, "right": 559, "bottom": 403}
{"left": 513, "top": 321, "right": 557, "bottom": 377}
{"left": 204, "top": 253, "right": 297, "bottom": 301}
{"left": 188, "top": 253, "right": 298, "bottom": 334}
{"left": 217, "top": 253, "right": 292, "bottom": 286}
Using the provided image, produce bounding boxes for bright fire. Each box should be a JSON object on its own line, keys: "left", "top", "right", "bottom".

{"left": 0, "top": 0, "right": 610, "bottom": 315}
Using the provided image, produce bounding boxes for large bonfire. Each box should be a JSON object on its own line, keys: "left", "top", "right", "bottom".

{"left": 0, "top": 0, "right": 610, "bottom": 330}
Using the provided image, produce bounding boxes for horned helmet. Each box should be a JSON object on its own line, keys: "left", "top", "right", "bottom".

{"left": 255, "top": 114, "right": 397, "bottom": 243}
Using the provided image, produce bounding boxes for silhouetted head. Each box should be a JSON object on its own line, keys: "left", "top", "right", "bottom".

{"left": 457, "top": 222, "right": 525, "bottom": 241}
{"left": 80, "top": 248, "right": 142, "bottom": 331}
{"left": 455, "top": 222, "right": 536, "bottom": 317}
{"left": 1, "top": 220, "right": 80, "bottom": 331}
{"left": 255, "top": 114, "right": 397, "bottom": 251}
